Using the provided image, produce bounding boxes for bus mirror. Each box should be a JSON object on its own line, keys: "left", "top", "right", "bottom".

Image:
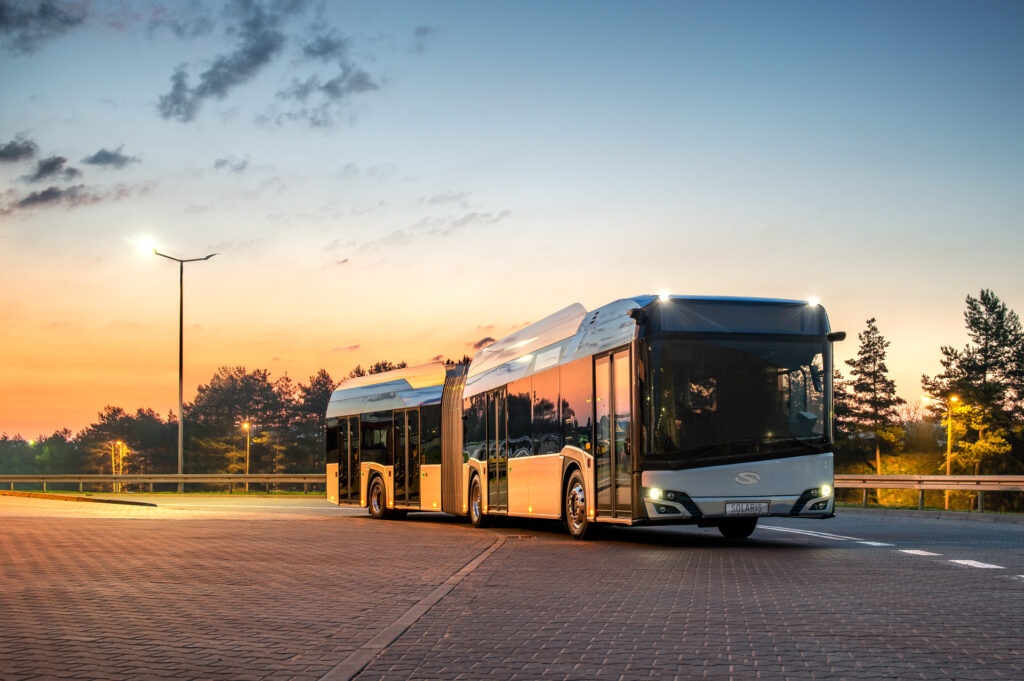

{"left": 627, "top": 308, "right": 647, "bottom": 323}
{"left": 827, "top": 331, "right": 846, "bottom": 342}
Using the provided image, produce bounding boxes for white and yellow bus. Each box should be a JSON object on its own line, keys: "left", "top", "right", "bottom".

{"left": 326, "top": 295, "right": 844, "bottom": 539}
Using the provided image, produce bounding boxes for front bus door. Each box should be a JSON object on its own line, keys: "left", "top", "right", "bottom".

{"left": 487, "top": 388, "right": 508, "bottom": 513}
{"left": 348, "top": 416, "right": 360, "bottom": 504}
{"left": 595, "top": 348, "right": 633, "bottom": 519}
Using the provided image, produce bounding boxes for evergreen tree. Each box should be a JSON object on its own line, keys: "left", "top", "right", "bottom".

{"left": 845, "top": 318, "right": 906, "bottom": 473}
{"left": 922, "top": 289, "right": 1023, "bottom": 475}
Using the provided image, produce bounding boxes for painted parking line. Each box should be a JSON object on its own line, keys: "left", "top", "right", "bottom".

{"left": 900, "top": 549, "right": 942, "bottom": 556}
{"left": 948, "top": 559, "right": 1005, "bottom": 569}
{"left": 759, "top": 526, "right": 862, "bottom": 541}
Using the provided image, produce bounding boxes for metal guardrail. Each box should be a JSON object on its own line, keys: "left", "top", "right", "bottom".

{"left": 0, "top": 474, "right": 327, "bottom": 493}
{"left": 834, "top": 474, "right": 1024, "bottom": 511}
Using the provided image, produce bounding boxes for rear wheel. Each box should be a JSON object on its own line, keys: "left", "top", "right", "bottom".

{"left": 368, "top": 476, "right": 386, "bottom": 519}
{"left": 469, "top": 476, "right": 488, "bottom": 528}
{"left": 718, "top": 518, "right": 757, "bottom": 539}
{"left": 564, "top": 469, "right": 592, "bottom": 540}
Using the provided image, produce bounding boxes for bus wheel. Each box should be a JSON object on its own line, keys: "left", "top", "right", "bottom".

{"left": 469, "top": 476, "right": 489, "bottom": 528}
{"left": 564, "top": 469, "right": 591, "bottom": 540}
{"left": 368, "top": 476, "right": 386, "bottom": 519}
{"left": 718, "top": 518, "right": 757, "bottom": 539}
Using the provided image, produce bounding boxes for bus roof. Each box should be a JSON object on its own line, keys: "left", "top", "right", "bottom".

{"left": 326, "top": 362, "right": 449, "bottom": 420}
{"left": 463, "top": 294, "right": 831, "bottom": 398}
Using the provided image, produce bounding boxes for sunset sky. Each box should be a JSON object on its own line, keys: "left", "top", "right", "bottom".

{"left": 2, "top": 0, "right": 1023, "bottom": 438}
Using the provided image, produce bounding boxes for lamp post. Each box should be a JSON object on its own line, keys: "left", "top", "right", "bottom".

{"left": 154, "top": 249, "right": 217, "bottom": 492}
{"left": 924, "top": 395, "right": 958, "bottom": 510}
{"left": 242, "top": 422, "right": 251, "bottom": 493}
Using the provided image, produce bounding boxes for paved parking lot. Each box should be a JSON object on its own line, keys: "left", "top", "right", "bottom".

{"left": 1, "top": 495, "right": 1022, "bottom": 680}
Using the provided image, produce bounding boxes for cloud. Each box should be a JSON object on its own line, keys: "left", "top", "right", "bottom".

{"left": 470, "top": 337, "right": 495, "bottom": 350}
{"left": 423, "top": 191, "right": 468, "bottom": 206}
{"left": 81, "top": 146, "right": 140, "bottom": 169}
{"left": 147, "top": 1, "right": 215, "bottom": 39}
{"left": 2, "top": 182, "right": 139, "bottom": 216}
{"left": 331, "top": 344, "right": 360, "bottom": 352}
{"left": 0, "top": 0, "right": 88, "bottom": 54}
{"left": 414, "top": 210, "right": 511, "bottom": 237}
{"left": 336, "top": 257, "right": 349, "bottom": 265}
{"left": 158, "top": 0, "right": 292, "bottom": 122}
{"left": 0, "top": 136, "right": 38, "bottom": 162}
{"left": 22, "top": 155, "right": 80, "bottom": 182}
{"left": 213, "top": 156, "right": 248, "bottom": 172}
{"left": 412, "top": 25, "right": 436, "bottom": 53}
{"left": 12, "top": 184, "right": 94, "bottom": 209}
{"left": 430, "top": 354, "right": 444, "bottom": 362}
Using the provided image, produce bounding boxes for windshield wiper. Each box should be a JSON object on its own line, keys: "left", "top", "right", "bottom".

{"left": 763, "top": 437, "right": 827, "bottom": 454}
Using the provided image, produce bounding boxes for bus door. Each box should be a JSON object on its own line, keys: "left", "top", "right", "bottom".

{"left": 595, "top": 349, "right": 632, "bottom": 519}
{"left": 336, "top": 418, "right": 348, "bottom": 502}
{"left": 348, "top": 416, "right": 360, "bottom": 503}
{"left": 487, "top": 388, "right": 508, "bottom": 513}
{"left": 393, "top": 409, "right": 421, "bottom": 507}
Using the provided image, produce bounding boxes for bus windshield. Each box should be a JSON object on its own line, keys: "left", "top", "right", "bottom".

{"left": 644, "top": 333, "right": 830, "bottom": 470}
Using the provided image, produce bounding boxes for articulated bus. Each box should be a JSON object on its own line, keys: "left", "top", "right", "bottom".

{"left": 325, "top": 295, "right": 845, "bottom": 539}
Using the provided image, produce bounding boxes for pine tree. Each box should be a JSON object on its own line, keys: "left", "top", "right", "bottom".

{"left": 846, "top": 318, "right": 906, "bottom": 474}
{"left": 922, "top": 289, "right": 1023, "bottom": 474}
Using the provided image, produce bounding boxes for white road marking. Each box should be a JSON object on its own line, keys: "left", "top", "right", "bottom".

{"left": 948, "top": 560, "right": 1005, "bottom": 569}
{"left": 857, "top": 541, "right": 894, "bottom": 547}
{"left": 900, "top": 549, "right": 942, "bottom": 556}
{"left": 759, "top": 526, "right": 863, "bottom": 541}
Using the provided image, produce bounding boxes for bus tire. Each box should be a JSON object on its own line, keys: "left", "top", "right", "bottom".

{"left": 564, "top": 468, "right": 592, "bottom": 540}
{"left": 718, "top": 518, "right": 757, "bottom": 539}
{"left": 469, "top": 475, "right": 488, "bottom": 528}
{"left": 368, "top": 476, "right": 386, "bottom": 520}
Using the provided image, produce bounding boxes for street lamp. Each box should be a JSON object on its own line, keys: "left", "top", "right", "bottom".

{"left": 923, "top": 395, "right": 958, "bottom": 510}
{"left": 242, "top": 422, "right": 251, "bottom": 493}
{"left": 154, "top": 248, "right": 217, "bottom": 492}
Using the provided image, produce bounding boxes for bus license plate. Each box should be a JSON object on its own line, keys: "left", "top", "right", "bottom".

{"left": 725, "top": 502, "right": 769, "bottom": 517}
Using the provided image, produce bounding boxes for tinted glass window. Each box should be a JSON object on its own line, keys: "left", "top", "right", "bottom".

{"left": 507, "top": 377, "right": 532, "bottom": 457}
{"left": 360, "top": 411, "right": 391, "bottom": 465}
{"left": 463, "top": 395, "right": 486, "bottom": 461}
{"left": 325, "top": 420, "right": 340, "bottom": 466}
{"left": 645, "top": 334, "right": 829, "bottom": 470}
{"left": 531, "top": 368, "right": 560, "bottom": 455}
{"left": 560, "top": 357, "right": 593, "bottom": 453}
{"left": 421, "top": 404, "right": 442, "bottom": 465}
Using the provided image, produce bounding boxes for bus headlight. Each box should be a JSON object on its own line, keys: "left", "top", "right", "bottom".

{"left": 648, "top": 488, "right": 663, "bottom": 500}
{"left": 821, "top": 484, "right": 833, "bottom": 497}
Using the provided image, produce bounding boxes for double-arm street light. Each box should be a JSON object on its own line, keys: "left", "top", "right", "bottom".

{"left": 923, "top": 395, "right": 959, "bottom": 510}
{"left": 154, "top": 249, "right": 217, "bottom": 492}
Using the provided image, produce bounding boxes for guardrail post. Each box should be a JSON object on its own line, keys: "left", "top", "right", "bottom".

{"left": 43, "top": 481, "right": 47, "bottom": 492}
{"left": 918, "top": 489, "right": 925, "bottom": 510}
{"left": 861, "top": 489, "right": 868, "bottom": 508}
{"left": 303, "top": 483, "right": 309, "bottom": 493}
{"left": 978, "top": 491, "right": 984, "bottom": 513}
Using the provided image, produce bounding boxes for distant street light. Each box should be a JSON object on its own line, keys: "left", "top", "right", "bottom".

{"left": 923, "top": 395, "right": 959, "bottom": 510}
{"left": 242, "top": 422, "right": 251, "bottom": 493}
{"left": 153, "top": 248, "right": 217, "bottom": 492}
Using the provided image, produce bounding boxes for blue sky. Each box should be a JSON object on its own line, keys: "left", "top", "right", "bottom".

{"left": 1, "top": 0, "right": 1022, "bottom": 435}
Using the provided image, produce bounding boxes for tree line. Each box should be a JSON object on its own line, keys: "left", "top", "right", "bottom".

{"left": 0, "top": 359, "right": 458, "bottom": 479}
{"left": 835, "top": 289, "right": 1024, "bottom": 510}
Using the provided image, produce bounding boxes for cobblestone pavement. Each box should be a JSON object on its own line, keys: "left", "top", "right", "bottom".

{"left": 2, "top": 496, "right": 1022, "bottom": 681}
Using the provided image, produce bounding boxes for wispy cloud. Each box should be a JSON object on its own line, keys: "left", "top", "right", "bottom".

{"left": 331, "top": 344, "right": 360, "bottom": 352}
{"left": 81, "top": 146, "right": 140, "bottom": 169}
{"left": 470, "top": 337, "right": 495, "bottom": 350}
{"left": 0, "top": 136, "right": 38, "bottom": 162}
{"left": 158, "top": 0, "right": 294, "bottom": 122}
{"left": 146, "top": 1, "right": 215, "bottom": 39}
{"left": 413, "top": 210, "right": 511, "bottom": 237}
{"left": 22, "top": 155, "right": 80, "bottom": 182}
{"left": 2, "top": 182, "right": 140, "bottom": 217}
{"left": 213, "top": 156, "right": 249, "bottom": 173}
{"left": 412, "top": 25, "right": 436, "bottom": 53}
{"left": 0, "top": 0, "right": 88, "bottom": 54}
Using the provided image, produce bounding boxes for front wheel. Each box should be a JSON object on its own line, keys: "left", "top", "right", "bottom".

{"left": 718, "top": 518, "right": 757, "bottom": 539}
{"left": 469, "top": 476, "right": 489, "bottom": 528}
{"left": 368, "top": 476, "right": 386, "bottom": 519}
{"left": 564, "top": 469, "right": 592, "bottom": 540}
